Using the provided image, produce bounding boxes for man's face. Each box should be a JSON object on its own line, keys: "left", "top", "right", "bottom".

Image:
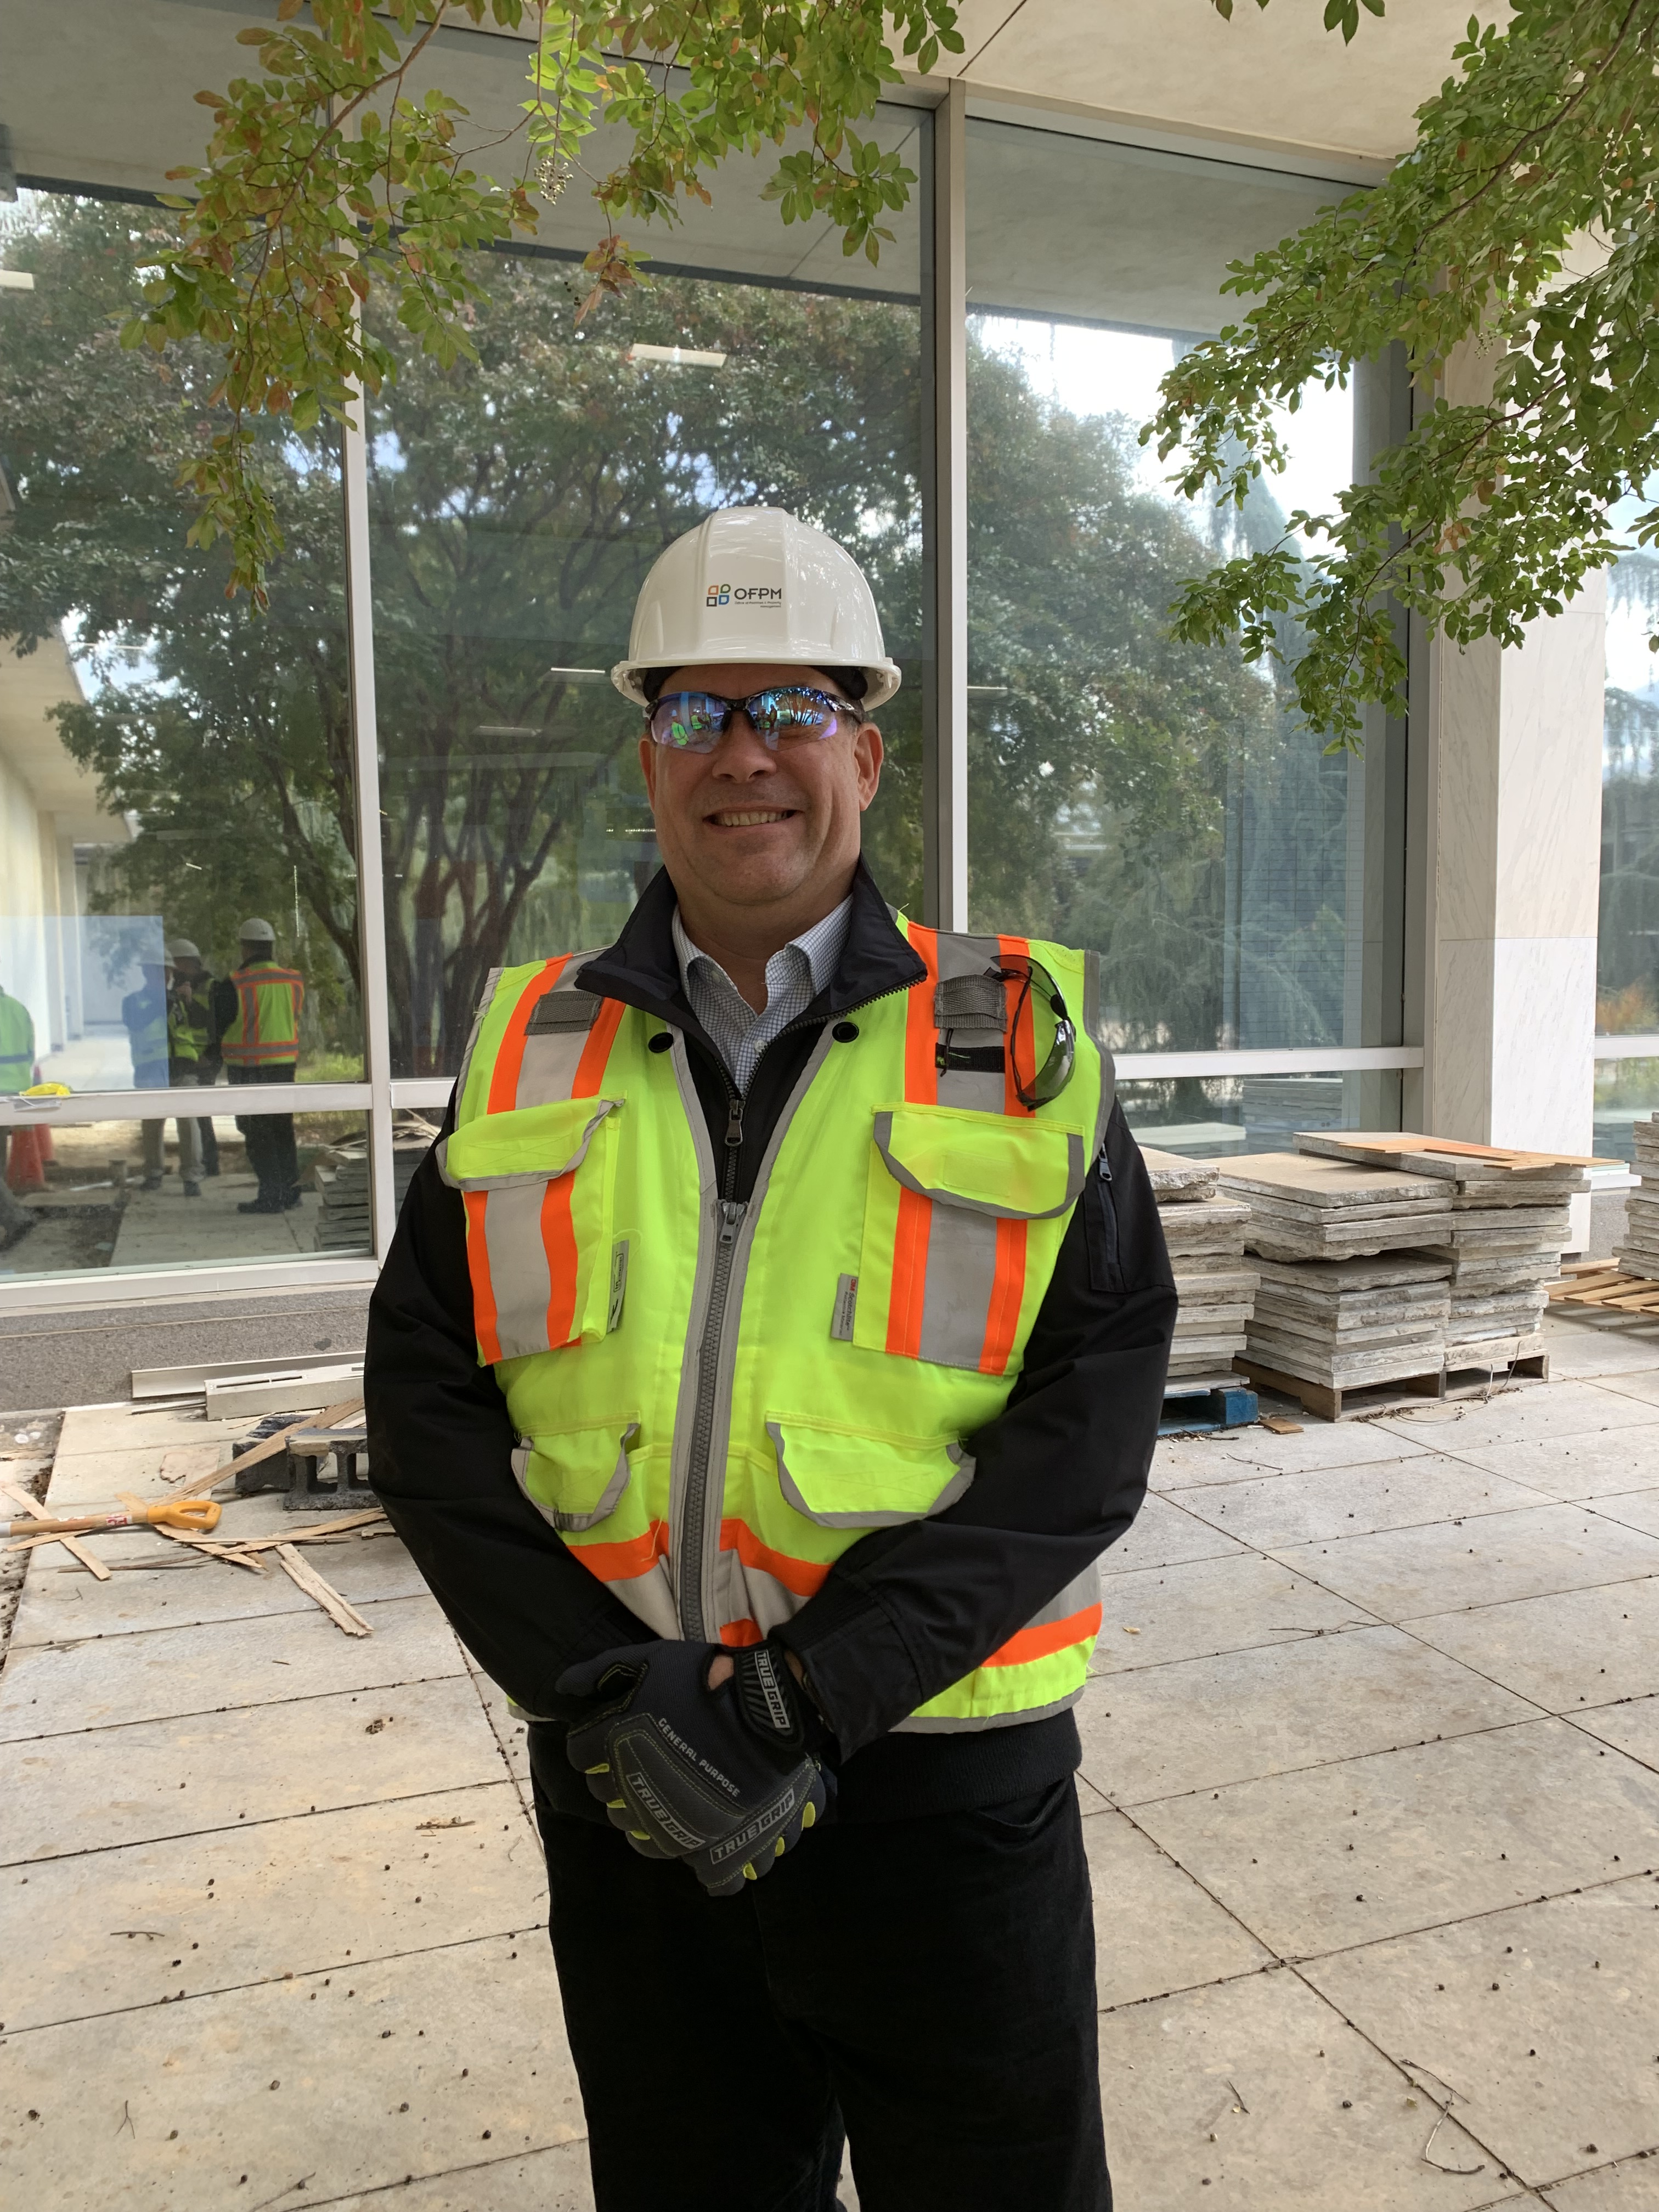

{"left": 638, "top": 663, "right": 882, "bottom": 918}
{"left": 174, "top": 957, "right": 201, "bottom": 984}
{"left": 240, "top": 941, "right": 266, "bottom": 966}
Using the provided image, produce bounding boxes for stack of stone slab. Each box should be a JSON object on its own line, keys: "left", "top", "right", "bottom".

{"left": 1298, "top": 1132, "right": 1587, "bottom": 1371}
{"left": 1140, "top": 1147, "right": 1258, "bottom": 1380}
{"left": 1618, "top": 1115, "right": 1659, "bottom": 1277}
{"left": 313, "top": 1123, "right": 434, "bottom": 1252}
{"left": 1217, "top": 1152, "right": 1455, "bottom": 1398}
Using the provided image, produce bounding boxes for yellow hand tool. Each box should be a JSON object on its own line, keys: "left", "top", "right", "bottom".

{"left": 3, "top": 1497, "right": 222, "bottom": 1538}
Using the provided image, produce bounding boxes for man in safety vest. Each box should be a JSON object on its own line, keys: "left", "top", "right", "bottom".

{"left": 122, "top": 954, "right": 174, "bottom": 1193}
{"left": 365, "top": 508, "right": 1175, "bottom": 2212}
{"left": 0, "top": 978, "right": 36, "bottom": 1185}
{"left": 166, "top": 939, "right": 222, "bottom": 1179}
{"left": 221, "top": 918, "right": 305, "bottom": 1216}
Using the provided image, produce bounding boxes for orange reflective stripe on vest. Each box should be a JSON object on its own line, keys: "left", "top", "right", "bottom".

{"left": 220, "top": 965, "right": 303, "bottom": 1066}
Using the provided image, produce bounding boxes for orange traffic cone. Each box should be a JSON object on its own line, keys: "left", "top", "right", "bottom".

{"left": 5, "top": 1127, "right": 46, "bottom": 1192}
{"left": 35, "top": 1122, "right": 54, "bottom": 1164}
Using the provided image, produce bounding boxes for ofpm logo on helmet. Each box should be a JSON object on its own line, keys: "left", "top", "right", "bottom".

{"left": 706, "top": 582, "right": 783, "bottom": 608}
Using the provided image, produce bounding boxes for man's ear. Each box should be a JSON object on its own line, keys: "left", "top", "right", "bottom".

{"left": 854, "top": 721, "right": 884, "bottom": 810}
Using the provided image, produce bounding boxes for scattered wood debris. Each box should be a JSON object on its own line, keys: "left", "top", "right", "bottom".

{"left": 1, "top": 1479, "right": 110, "bottom": 1579}
{"left": 273, "top": 1543, "right": 372, "bottom": 1637}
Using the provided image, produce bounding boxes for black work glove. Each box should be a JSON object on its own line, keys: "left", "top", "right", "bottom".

{"left": 558, "top": 1638, "right": 834, "bottom": 1897}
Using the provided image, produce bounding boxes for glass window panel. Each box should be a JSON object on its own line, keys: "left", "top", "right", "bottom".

{"left": 1594, "top": 1058, "right": 1659, "bottom": 1167}
{"left": 1122, "top": 1070, "right": 1402, "bottom": 1161}
{"left": 964, "top": 123, "right": 1388, "bottom": 1059}
{"left": 0, "top": 181, "right": 363, "bottom": 1090}
{"left": 305, "top": 32, "right": 929, "bottom": 1076}
{"left": 0, "top": 1110, "right": 381, "bottom": 1279}
{"left": 1600, "top": 507, "right": 1659, "bottom": 1039}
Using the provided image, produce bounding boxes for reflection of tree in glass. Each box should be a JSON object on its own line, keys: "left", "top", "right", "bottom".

{"left": 365, "top": 254, "right": 923, "bottom": 1074}
{"left": 966, "top": 332, "right": 1351, "bottom": 1058}
{"left": 0, "top": 194, "right": 362, "bottom": 1073}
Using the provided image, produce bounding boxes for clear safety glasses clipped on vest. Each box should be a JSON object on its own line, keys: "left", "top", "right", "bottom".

{"left": 937, "top": 956, "right": 1076, "bottom": 1109}
{"left": 645, "top": 685, "right": 853, "bottom": 753}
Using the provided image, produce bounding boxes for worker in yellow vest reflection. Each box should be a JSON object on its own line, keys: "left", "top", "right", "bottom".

{"left": 221, "top": 918, "right": 305, "bottom": 1216}
{"left": 0, "top": 977, "right": 36, "bottom": 1184}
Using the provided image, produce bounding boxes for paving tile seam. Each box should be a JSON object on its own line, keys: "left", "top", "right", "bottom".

{"left": 1263, "top": 1861, "right": 1659, "bottom": 1971}
{"left": 0, "top": 1775, "right": 533, "bottom": 1871}
{"left": 0, "top": 1916, "right": 555, "bottom": 2044}
{"left": 1272, "top": 1955, "right": 1530, "bottom": 2192}
{"left": 1093, "top": 1957, "right": 1282, "bottom": 2018}
{"left": 0, "top": 1585, "right": 433, "bottom": 1661}
{"left": 1387, "top": 1566, "right": 1659, "bottom": 1627}
{"left": 1536, "top": 2148, "right": 1659, "bottom": 2203}
{"left": 0, "top": 1666, "right": 471, "bottom": 1747}
{"left": 1560, "top": 1703, "right": 1659, "bottom": 1778}
{"left": 1085, "top": 1615, "right": 1389, "bottom": 1681}
{"left": 1107, "top": 1709, "right": 1558, "bottom": 1811}
{"left": 278, "top": 2137, "right": 593, "bottom": 2212}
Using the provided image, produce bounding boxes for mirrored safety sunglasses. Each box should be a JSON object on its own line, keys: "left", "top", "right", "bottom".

{"left": 646, "top": 685, "right": 853, "bottom": 753}
{"left": 998, "top": 955, "right": 1077, "bottom": 1109}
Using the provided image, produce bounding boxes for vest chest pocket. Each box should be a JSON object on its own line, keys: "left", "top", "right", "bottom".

{"left": 441, "top": 1097, "right": 623, "bottom": 1363}
{"left": 851, "top": 1102, "right": 1089, "bottom": 1375}
{"left": 514, "top": 1419, "right": 640, "bottom": 1530}
{"left": 768, "top": 1417, "right": 974, "bottom": 1528}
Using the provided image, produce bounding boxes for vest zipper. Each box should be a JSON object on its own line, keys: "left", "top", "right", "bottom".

{"left": 678, "top": 1195, "right": 747, "bottom": 1638}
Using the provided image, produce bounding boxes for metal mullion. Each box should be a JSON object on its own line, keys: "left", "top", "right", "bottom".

{"left": 0, "top": 1084, "right": 374, "bottom": 1127}
{"left": 922, "top": 80, "right": 968, "bottom": 931}
{"left": 341, "top": 353, "right": 397, "bottom": 1263}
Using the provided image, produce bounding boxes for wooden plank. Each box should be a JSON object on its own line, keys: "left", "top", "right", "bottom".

{"left": 152, "top": 1523, "right": 267, "bottom": 1574}
{"left": 273, "top": 1543, "right": 372, "bottom": 1636}
{"left": 1298, "top": 1131, "right": 1607, "bottom": 1171}
{"left": 1562, "top": 1278, "right": 1655, "bottom": 1307}
{"left": 1560, "top": 1257, "right": 1622, "bottom": 1278}
{"left": 173, "top": 1397, "right": 365, "bottom": 1498}
{"left": 183, "top": 1510, "right": 386, "bottom": 1556}
{"left": 0, "top": 1479, "right": 110, "bottom": 1579}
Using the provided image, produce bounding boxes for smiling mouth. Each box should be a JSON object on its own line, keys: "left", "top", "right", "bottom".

{"left": 707, "top": 809, "right": 797, "bottom": 828}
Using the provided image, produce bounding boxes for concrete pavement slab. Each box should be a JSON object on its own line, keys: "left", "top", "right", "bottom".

{"left": 1174, "top": 1454, "right": 1549, "bottom": 1550}
{"left": 1091, "top": 1550, "right": 1373, "bottom": 1676}
{"left": 1153, "top": 1421, "right": 1435, "bottom": 1489}
{"left": 1077, "top": 1627, "right": 1536, "bottom": 1806}
{"left": 0, "top": 1781, "right": 543, "bottom": 2034}
{"left": 1082, "top": 1803, "right": 1273, "bottom": 2007}
{"left": 1575, "top": 1694, "right": 1659, "bottom": 1770}
{"left": 1541, "top": 2160, "right": 1659, "bottom": 2208}
{"left": 0, "top": 1927, "right": 583, "bottom": 2212}
{"left": 1447, "top": 1427, "right": 1659, "bottom": 1503}
{"left": 9, "top": 1534, "right": 426, "bottom": 1649}
{"left": 0, "top": 1593, "right": 465, "bottom": 1741}
{"left": 1369, "top": 1384, "right": 1659, "bottom": 1453}
{"left": 1096, "top": 1962, "right": 1515, "bottom": 2210}
{"left": 323, "top": 2143, "right": 597, "bottom": 2211}
{"left": 1585, "top": 1492, "right": 1659, "bottom": 1541}
{"left": 1302, "top": 1882, "right": 1659, "bottom": 2190}
{"left": 1133, "top": 1720, "right": 1659, "bottom": 1959}
{"left": 1578, "top": 1369, "right": 1659, "bottom": 1409}
{"left": 1098, "top": 1491, "right": 1249, "bottom": 1575}
{"left": 1408, "top": 1581, "right": 1659, "bottom": 1711}
{"left": 0, "top": 1675, "right": 503, "bottom": 1862}
{"left": 1534, "top": 1319, "right": 1659, "bottom": 1381}
{"left": 1268, "top": 1504, "right": 1659, "bottom": 1623}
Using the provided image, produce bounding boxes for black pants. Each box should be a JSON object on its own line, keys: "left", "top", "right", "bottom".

{"left": 532, "top": 1768, "right": 1110, "bottom": 2212}
{"left": 227, "top": 1063, "right": 298, "bottom": 1201}
{"left": 194, "top": 1064, "right": 220, "bottom": 1173}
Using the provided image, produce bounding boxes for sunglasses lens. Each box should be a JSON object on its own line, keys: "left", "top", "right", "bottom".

{"left": 649, "top": 692, "right": 727, "bottom": 750}
{"left": 748, "top": 688, "right": 843, "bottom": 742}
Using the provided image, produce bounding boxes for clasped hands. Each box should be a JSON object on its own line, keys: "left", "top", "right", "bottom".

{"left": 556, "top": 1636, "right": 833, "bottom": 1897}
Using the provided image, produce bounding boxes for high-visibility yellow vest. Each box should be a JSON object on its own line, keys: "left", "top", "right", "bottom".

{"left": 0, "top": 991, "right": 33, "bottom": 1094}
{"left": 0, "top": 991, "right": 33, "bottom": 1092}
{"left": 440, "top": 917, "right": 1114, "bottom": 1734}
{"left": 221, "top": 963, "right": 303, "bottom": 1068}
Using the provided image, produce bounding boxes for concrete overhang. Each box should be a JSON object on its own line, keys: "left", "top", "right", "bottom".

{"left": 0, "top": 631, "right": 131, "bottom": 844}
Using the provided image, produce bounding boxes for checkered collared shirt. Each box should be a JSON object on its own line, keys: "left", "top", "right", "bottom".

{"left": 672, "top": 895, "right": 853, "bottom": 1094}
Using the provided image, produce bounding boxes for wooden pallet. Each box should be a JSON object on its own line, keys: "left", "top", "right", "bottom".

{"left": 1233, "top": 1356, "right": 1444, "bottom": 1425}
{"left": 1548, "top": 1262, "right": 1659, "bottom": 1314}
{"left": 1446, "top": 1350, "right": 1549, "bottom": 1387}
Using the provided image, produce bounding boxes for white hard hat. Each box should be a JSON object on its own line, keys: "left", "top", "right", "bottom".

{"left": 166, "top": 938, "right": 201, "bottom": 961}
{"left": 238, "top": 917, "right": 276, "bottom": 944}
{"left": 611, "top": 507, "right": 901, "bottom": 709}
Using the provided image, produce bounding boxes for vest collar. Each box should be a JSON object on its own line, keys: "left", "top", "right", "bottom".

{"left": 575, "top": 856, "right": 927, "bottom": 1035}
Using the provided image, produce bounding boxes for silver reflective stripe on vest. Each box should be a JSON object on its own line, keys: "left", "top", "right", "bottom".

{"left": 512, "top": 950, "right": 608, "bottom": 1109}
{"left": 872, "top": 1112, "right": 1087, "bottom": 1221}
{"left": 479, "top": 1184, "right": 555, "bottom": 1358}
{"left": 435, "top": 1100, "right": 616, "bottom": 1193}
{"left": 1024, "top": 1559, "right": 1100, "bottom": 1632}
{"left": 893, "top": 1690, "right": 1085, "bottom": 1735}
{"left": 934, "top": 930, "right": 1005, "bottom": 1113}
{"left": 918, "top": 1203, "right": 1004, "bottom": 1370}
{"left": 767, "top": 1421, "right": 975, "bottom": 1528}
{"left": 1082, "top": 950, "right": 1115, "bottom": 1156}
{"left": 454, "top": 964, "right": 504, "bottom": 1109}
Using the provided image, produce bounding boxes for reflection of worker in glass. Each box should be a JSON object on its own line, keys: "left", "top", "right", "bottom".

{"left": 0, "top": 975, "right": 36, "bottom": 1181}
{"left": 122, "top": 953, "right": 173, "bottom": 1193}
{"left": 166, "top": 938, "right": 221, "bottom": 1179}
{"left": 221, "top": 917, "right": 306, "bottom": 1216}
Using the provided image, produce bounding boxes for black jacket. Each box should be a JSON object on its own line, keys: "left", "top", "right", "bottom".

{"left": 365, "top": 861, "right": 1176, "bottom": 1823}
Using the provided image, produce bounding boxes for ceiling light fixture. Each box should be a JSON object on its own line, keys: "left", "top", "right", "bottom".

{"left": 625, "top": 343, "right": 727, "bottom": 369}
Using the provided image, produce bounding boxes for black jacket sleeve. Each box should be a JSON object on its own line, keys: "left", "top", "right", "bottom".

{"left": 364, "top": 1101, "right": 652, "bottom": 1719}
{"left": 773, "top": 1102, "right": 1176, "bottom": 1756}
